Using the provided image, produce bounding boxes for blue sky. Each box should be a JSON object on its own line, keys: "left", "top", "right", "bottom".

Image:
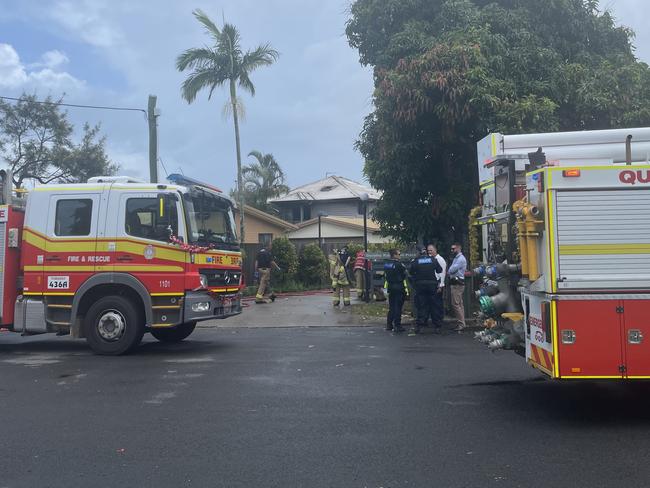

{"left": 0, "top": 0, "right": 647, "bottom": 190}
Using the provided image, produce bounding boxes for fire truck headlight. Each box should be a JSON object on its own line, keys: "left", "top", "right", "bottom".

{"left": 192, "top": 302, "right": 210, "bottom": 312}
{"left": 199, "top": 274, "right": 208, "bottom": 289}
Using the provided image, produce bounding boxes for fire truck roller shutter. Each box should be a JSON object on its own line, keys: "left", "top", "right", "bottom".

{"left": 71, "top": 273, "right": 154, "bottom": 337}
{"left": 555, "top": 189, "right": 650, "bottom": 290}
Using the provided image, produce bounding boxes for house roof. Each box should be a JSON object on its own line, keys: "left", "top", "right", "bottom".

{"left": 235, "top": 205, "right": 298, "bottom": 231}
{"left": 269, "top": 175, "right": 381, "bottom": 203}
{"left": 295, "top": 216, "right": 381, "bottom": 233}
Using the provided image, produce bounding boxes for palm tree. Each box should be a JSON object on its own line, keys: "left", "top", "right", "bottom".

{"left": 176, "top": 9, "right": 279, "bottom": 246}
{"left": 243, "top": 150, "right": 289, "bottom": 211}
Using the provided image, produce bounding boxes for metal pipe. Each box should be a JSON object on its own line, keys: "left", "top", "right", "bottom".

{"left": 626, "top": 134, "right": 633, "bottom": 165}
{"left": 520, "top": 203, "right": 543, "bottom": 282}
{"left": 513, "top": 200, "right": 529, "bottom": 277}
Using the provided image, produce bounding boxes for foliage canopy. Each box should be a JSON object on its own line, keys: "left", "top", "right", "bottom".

{"left": 297, "top": 243, "right": 328, "bottom": 286}
{"left": 270, "top": 236, "right": 298, "bottom": 285}
{"left": 0, "top": 94, "right": 117, "bottom": 188}
{"left": 242, "top": 150, "right": 289, "bottom": 212}
{"left": 346, "top": 0, "right": 650, "bottom": 243}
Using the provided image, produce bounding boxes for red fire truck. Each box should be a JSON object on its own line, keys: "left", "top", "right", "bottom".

{"left": 473, "top": 127, "right": 650, "bottom": 379}
{"left": 0, "top": 172, "right": 243, "bottom": 355}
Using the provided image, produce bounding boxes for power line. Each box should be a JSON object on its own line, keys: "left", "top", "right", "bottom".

{"left": 158, "top": 157, "right": 169, "bottom": 177}
{"left": 0, "top": 95, "right": 147, "bottom": 115}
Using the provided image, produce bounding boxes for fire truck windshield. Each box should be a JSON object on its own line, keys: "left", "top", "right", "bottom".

{"left": 183, "top": 190, "right": 238, "bottom": 249}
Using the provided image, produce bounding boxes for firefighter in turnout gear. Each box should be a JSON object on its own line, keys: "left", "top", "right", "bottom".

{"left": 353, "top": 250, "right": 367, "bottom": 300}
{"left": 409, "top": 247, "right": 443, "bottom": 335}
{"left": 330, "top": 251, "right": 351, "bottom": 307}
{"left": 384, "top": 249, "right": 409, "bottom": 333}
{"left": 255, "top": 247, "right": 280, "bottom": 304}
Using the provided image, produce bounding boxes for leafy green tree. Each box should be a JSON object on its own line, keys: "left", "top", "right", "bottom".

{"left": 56, "top": 123, "right": 119, "bottom": 183}
{"left": 0, "top": 94, "right": 117, "bottom": 189}
{"left": 270, "top": 236, "right": 298, "bottom": 285}
{"left": 346, "top": 0, "right": 650, "bottom": 243}
{"left": 176, "top": 9, "right": 279, "bottom": 246}
{"left": 297, "top": 243, "right": 328, "bottom": 286}
{"left": 242, "top": 150, "right": 289, "bottom": 212}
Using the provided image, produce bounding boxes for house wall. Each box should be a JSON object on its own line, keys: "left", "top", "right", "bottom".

{"left": 287, "top": 221, "right": 390, "bottom": 243}
{"left": 233, "top": 211, "right": 290, "bottom": 245}
{"left": 275, "top": 200, "right": 378, "bottom": 223}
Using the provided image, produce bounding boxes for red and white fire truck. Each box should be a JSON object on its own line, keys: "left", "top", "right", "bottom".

{"left": 0, "top": 172, "right": 242, "bottom": 355}
{"left": 473, "top": 127, "right": 650, "bottom": 379}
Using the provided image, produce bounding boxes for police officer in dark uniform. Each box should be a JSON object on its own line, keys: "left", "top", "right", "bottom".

{"left": 384, "top": 249, "right": 409, "bottom": 333}
{"left": 409, "top": 245, "right": 442, "bottom": 335}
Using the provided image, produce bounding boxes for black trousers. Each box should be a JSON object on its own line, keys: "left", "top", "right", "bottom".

{"left": 387, "top": 290, "right": 405, "bottom": 328}
{"left": 415, "top": 283, "right": 437, "bottom": 327}
{"left": 431, "top": 289, "right": 444, "bottom": 327}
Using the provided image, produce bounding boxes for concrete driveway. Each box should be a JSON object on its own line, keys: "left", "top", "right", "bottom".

{"left": 203, "top": 293, "right": 370, "bottom": 328}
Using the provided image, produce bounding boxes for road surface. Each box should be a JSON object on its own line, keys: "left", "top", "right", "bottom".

{"left": 2, "top": 298, "right": 650, "bottom": 487}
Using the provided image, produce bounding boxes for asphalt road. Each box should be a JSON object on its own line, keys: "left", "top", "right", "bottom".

{"left": 2, "top": 326, "right": 650, "bottom": 488}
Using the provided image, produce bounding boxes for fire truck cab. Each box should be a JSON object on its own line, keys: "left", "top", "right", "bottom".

{"left": 2, "top": 173, "right": 243, "bottom": 355}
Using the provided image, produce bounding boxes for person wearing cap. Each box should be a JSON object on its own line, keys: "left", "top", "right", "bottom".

{"left": 383, "top": 248, "right": 409, "bottom": 333}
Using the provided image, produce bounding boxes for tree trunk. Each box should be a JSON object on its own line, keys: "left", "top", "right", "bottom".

{"left": 230, "top": 79, "right": 245, "bottom": 247}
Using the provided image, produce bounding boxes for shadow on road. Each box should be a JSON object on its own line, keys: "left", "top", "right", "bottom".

{"left": 0, "top": 335, "right": 234, "bottom": 357}
{"left": 450, "top": 377, "right": 650, "bottom": 425}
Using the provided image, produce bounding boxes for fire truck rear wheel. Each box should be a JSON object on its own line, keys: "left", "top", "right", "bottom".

{"left": 84, "top": 295, "right": 145, "bottom": 355}
{"left": 150, "top": 322, "right": 197, "bottom": 343}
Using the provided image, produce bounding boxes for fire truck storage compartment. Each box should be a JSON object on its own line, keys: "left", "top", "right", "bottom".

{"left": 557, "top": 299, "right": 650, "bottom": 378}
{"left": 555, "top": 188, "right": 650, "bottom": 290}
{"left": 618, "top": 300, "right": 650, "bottom": 377}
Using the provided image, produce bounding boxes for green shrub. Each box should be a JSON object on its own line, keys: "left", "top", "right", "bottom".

{"left": 271, "top": 237, "right": 298, "bottom": 285}
{"left": 298, "top": 243, "right": 328, "bottom": 286}
{"left": 346, "top": 242, "right": 364, "bottom": 257}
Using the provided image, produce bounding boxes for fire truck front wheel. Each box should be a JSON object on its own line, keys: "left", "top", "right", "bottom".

{"left": 84, "top": 295, "right": 145, "bottom": 355}
{"left": 150, "top": 322, "right": 197, "bottom": 343}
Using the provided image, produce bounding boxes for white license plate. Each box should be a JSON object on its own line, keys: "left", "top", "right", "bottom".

{"left": 47, "top": 276, "right": 70, "bottom": 289}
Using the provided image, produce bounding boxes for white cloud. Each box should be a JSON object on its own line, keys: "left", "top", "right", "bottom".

{"left": 30, "top": 49, "right": 70, "bottom": 69}
{"left": 50, "top": 0, "right": 123, "bottom": 48}
{"left": 0, "top": 43, "right": 27, "bottom": 87}
{"left": 2, "top": 0, "right": 374, "bottom": 188}
{"left": 0, "top": 43, "right": 83, "bottom": 91}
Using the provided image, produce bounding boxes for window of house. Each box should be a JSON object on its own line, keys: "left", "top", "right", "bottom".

{"left": 55, "top": 199, "right": 93, "bottom": 236}
{"left": 258, "top": 233, "right": 273, "bottom": 247}
{"left": 303, "top": 206, "right": 311, "bottom": 220}
{"left": 125, "top": 197, "right": 178, "bottom": 242}
{"left": 291, "top": 206, "right": 301, "bottom": 222}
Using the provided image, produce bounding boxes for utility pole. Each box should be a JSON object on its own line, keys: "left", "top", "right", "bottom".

{"left": 147, "top": 95, "right": 159, "bottom": 183}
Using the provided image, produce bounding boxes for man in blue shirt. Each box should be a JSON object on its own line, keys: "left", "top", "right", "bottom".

{"left": 448, "top": 242, "right": 467, "bottom": 331}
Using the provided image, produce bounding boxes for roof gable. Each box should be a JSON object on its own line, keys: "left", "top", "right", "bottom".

{"left": 269, "top": 175, "right": 381, "bottom": 203}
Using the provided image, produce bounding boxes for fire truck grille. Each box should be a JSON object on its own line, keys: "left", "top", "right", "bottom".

{"left": 200, "top": 268, "right": 241, "bottom": 287}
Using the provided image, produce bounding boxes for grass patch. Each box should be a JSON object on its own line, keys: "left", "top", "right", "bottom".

{"left": 351, "top": 299, "right": 414, "bottom": 318}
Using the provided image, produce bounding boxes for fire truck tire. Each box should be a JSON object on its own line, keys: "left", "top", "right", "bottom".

{"left": 150, "top": 322, "right": 197, "bottom": 343}
{"left": 84, "top": 295, "right": 145, "bottom": 355}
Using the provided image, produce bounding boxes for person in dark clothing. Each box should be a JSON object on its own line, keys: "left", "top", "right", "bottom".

{"left": 384, "top": 249, "right": 409, "bottom": 333}
{"left": 255, "top": 247, "right": 280, "bottom": 304}
{"left": 409, "top": 246, "right": 443, "bottom": 336}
